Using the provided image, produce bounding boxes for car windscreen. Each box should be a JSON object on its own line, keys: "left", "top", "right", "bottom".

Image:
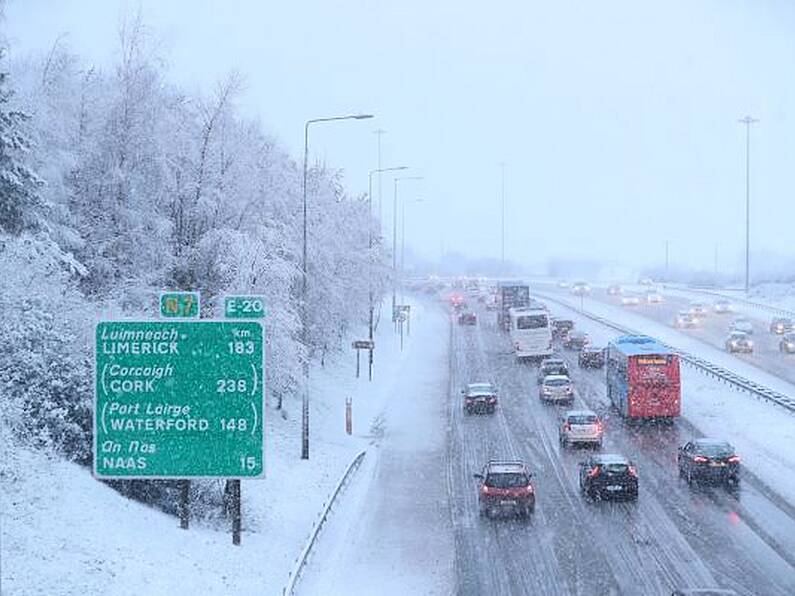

{"left": 568, "top": 414, "right": 597, "bottom": 425}
{"left": 517, "top": 315, "right": 548, "bottom": 330}
{"left": 486, "top": 473, "right": 529, "bottom": 488}
{"left": 468, "top": 384, "right": 492, "bottom": 393}
{"left": 697, "top": 443, "right": 734, "bottom": 457}
{"left": 545, "top": 378, "right": 570, "bottom": 387}
{"left": 599, "top": 463, "right": 628, "bottom": 474}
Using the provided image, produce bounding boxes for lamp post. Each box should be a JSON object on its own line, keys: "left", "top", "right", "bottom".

{"left": 366, "top": 166, "right": 408, "bottom": 380}
{"left": 738, "top": 115, "right": 758, "bottom": 295}
{"left": 392, "top": 176, "right": 423, "bottom": 322}
{"left": 499, "top": 162, "right": 506, "bottom": 271}
{"left": 301, "top": 112, "right": 373, "bottom": 460}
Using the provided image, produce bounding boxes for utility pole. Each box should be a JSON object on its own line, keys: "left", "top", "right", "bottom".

{"left": 738, "top": 115, "right": 758, "bottom": 295}
{"left": 392, "top": 176, "right": 422, "bottom": 322}
{"left": 374, "top": 129, "right": 386, "bottom": 228}
{"left": 500, "top": 162, "right": 506, "bottom": 271}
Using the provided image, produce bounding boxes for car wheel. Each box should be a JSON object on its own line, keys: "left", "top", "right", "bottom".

{"left": 488, "top": 405, "right": 496, "bottom": 414}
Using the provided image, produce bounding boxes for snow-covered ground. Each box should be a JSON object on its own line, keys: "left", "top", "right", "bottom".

{"left": 540, "top": 294, "right": 795, "bottom": 501}
{"left": 298, "top": 298, "right": 454, "bottom": 595}
{"left": 0, "top": 298, "right": 436, "bottom": 596}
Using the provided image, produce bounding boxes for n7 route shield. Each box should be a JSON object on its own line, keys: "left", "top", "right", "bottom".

{"left": 94, "top": 321, "right": 264, "bottom": 479}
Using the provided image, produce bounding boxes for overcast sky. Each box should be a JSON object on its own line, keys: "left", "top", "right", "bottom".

{"left": 6, "top": 0, "right": 795, "bottom": 273}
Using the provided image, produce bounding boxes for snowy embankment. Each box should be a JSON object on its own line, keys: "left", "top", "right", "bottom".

{"left": 1, "top": 298, "right": 436, "bottom": 596}
{"left": 541, "top": 293, "right": 795, "bottom": 501}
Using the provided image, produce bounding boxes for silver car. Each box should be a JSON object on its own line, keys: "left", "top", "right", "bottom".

{"left": 559, "top": 410, "right": 603, "bottom": 447}
{"left": 539, "top": 374, "right": 574, "bottom": 403}
{"left": 725, "top": 331, "right": 753, "bottom": 354}
{"left": 780, "top": 333, "right": 795, "bottom": 354}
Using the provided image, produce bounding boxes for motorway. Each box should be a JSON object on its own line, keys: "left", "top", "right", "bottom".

{"left": 445, "top": 298, "right": 795, "bottom": 595}
{"left": 568, "top": 285, "right": 795, "bottom": 387}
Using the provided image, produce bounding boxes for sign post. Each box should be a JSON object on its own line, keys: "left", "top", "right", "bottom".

{"left": 352, "top": 340, "right": 375, "bottom": 379}
{"left": 94, "top": 320, "right": 264, "bottom": 479}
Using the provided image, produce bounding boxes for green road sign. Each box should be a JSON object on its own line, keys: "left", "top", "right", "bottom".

{"left": 160, "top": 292, "right": 200, "bottom": 318}
{"left": 224, "top": 295, "right": 266, "bottom": 319}
{"left": 94, "top": 321, "right": 264, "bottom": 479}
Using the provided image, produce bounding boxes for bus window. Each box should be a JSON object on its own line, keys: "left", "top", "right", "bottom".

{"left": 517, "top": 315, "right": 548, "bottom": 330}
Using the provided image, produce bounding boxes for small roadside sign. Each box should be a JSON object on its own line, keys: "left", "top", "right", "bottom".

{"left": 352, "top": 340, "right": 375, "bottom": 350}
{"left": 160, "top": 292, "right": 200, "bottom": 319}
{"left": 224, "top": 295, "right": 266, "bottom": 319}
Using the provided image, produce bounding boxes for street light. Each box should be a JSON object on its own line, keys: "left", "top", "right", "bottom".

{"left": 738, "top": 115, "right": 758, "bottom": 295}
{"left": 499, "top": 162, "right": 506, "bottom": 271}
{"left": 392, "top": 176, "right": 423, "bottom": 321}
{"left": 301, "top": 112, "right": 373, "bottom": 460}
{"left": 366, "top": 166, "right": 408, "bottom": 380}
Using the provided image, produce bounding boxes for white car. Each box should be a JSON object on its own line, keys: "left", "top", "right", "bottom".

{"left": 725, "top": 331, "right": 754, "bottom": 354}
{"left": 688, "top": 303, "right": 709, "bottom": 317}
{"left": 713, "top": 299, "right": 734, "bottom": 314}
{"left": 646, "top": 292, "right": 664, "bottom": 304}
{"left": 621, "top": 294, "right": 641, "bottom": 306}
{"left": 674, "top": 311, "right": 699, "bottom": 328}
{"left": 539, "top": 374, "right": 574, "bottom": 403}
{"left": 571, "top": 281, "right": 591, "bottom": 296}
{"left": 730, "top": 318, "right": 754, "bottom": 335}
{"left": 559, "top": 410, "right": 603, "bottom": 447}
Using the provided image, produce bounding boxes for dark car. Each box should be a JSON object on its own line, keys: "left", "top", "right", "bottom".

{"left": 462, "top": 382, "right": 497, "bottom": 414}
{"left": 769, "top": 316, "right": 793, "bottom": 335}
{"left": 475, "top": 461, "right": 535, "bottom": 518}
{"left": 458, "top": 311, "right": 477, "bottom": 326}
{"left": 578, "top": 346, "right": 605, "bottom": 368}
{"left": 551, "top": 318, "right": 575, "bottom": 339}
{"left": 579, "top": 454, "right": 638, "bottom": 501}
{"left": 537, "top": 358, "right": 570, "bottom": 384}
{"left": 725, "top": 331, "right": 753, "bottom": 354}
{"left": 563, "top": 330, "right": 590, "bottom": 350}
{"left": 678, "top": 439, "right": 740, "bottom": 486}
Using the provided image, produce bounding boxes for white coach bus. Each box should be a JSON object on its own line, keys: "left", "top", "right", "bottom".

{"left": 509, "top": 306, "right": 553, "bottom": 361}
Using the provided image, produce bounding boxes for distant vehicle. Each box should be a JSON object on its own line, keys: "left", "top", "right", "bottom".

{"left": 475, "top": 461, "right": 535, "bottom": 518}
{"left": 779, "top": 332, "right": 795, "bottom": 354}
{"left": 539, "top": 374, "right": 574, "bottom": 403}
{"left": 509, "top": 306, "right": 553, "bottom": 361}
{"left": 674, "top": 310, "right": 699, "bottom": 329}
{"left": 485, "top": 293, "right": 498, "bottom": 311}
{"left": 645, "top": 291, "right": 664, "bottom": 304}
{"left": 571, "top": 280, "right": 591, "bottom": 296}
{"left": 563, "top": 330, "right": 590, "bottom": 350}
{"left": 638, "top": 278, "right": 654, "bottom": 286}
{"left": 551, "top": 318, "right": 575, "bottom": 339}
{"left": 458, "top": 312, "right": 477, "bottom": 326}
{"left": 462, "top": 382, "right": 497, "bottom": 414}
{"left": 559, "top": 410, "right": 603, "bottom": 447}
{"left": 713, "top": 299, "right": 734, "bottom": 314}
{"left": 730, "top": 317, "right": 754, "bottom": 335}
{"left": 725, "top": 331, "right": 753, "bottom": 354}
{"left": 769, "top": 316, "right": 794, "bottom": 335}
{"left": 688, "top": 303, "right": 709, "bottom": 316}
{"left": 678, "top": 438, "right": 740, "bottom": 486}
{"left": 557, "top": 280, "right": 570, "bottom": 288}
{"left": 606, "top": 336, "right": 681, "bottom": 420}
{"left": 606, "top": 284, "right": 622, "bottom": 296}
{"left": 620, "top": 294, "right": 641, "bottom": 306}
{"left": 449, "top": 293, "right": 466, "bottom": 310}
{"left": 578, "top": 454, "right": 638, "bottom": 501}
{"left": 496, "top": 282, "right": 530, "bottom": 330}
{"left": 537, "top": 358, "right": 570, "bottom": 384}
{"left": 578, "top": 346, "right": 605, "bottom": 369}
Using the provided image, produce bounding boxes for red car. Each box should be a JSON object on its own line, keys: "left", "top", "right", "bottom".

{"left": 475, "top": 461, "right": 535, "bottom": 518}
{"left": 458, "top": 312, "right": 477, "bottom": 325}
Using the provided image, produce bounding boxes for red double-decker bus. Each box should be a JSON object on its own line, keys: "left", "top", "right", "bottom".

{"left": 606, "top": 335, "right": 681, "bottom": 420}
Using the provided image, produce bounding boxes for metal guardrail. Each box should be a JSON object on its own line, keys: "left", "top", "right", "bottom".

{"left": 283, "top": 450, "right": 367, "bottom": 596}
{"left": 535, "top": 291, "right": 795, "bottom": 414}
{"left": 662, "top": 284, "right": 795, "bottom": 320}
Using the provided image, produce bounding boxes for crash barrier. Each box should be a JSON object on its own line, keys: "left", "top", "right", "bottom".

{"left": 663, "top": 284, "right": 795, "bottom": 320}
{"left": 535, "top": 291, "right": 795, "bottom": 415}
{"left": 283, "top": 450, "right": 367, "bottom": 595}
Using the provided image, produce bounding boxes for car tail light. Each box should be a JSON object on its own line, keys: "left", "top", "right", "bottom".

{"left": 563, "top": 422, "right": 571, "bottom": 431}
{"left": 728, "top": 455, "right": 740, "bottom": 464}
{"left": 628, "top": 466, "right": 638, "bottom": 478}
{"left": 595, "top": 421, "right": 604, "bottom": 433}
{"left": 693, "top": 456, "right": 709, "bottom": 463}
{"left": 587, "top": 466, "right": 600, "bottom": 478}
{"left": 481, "top": 485, "right": 490, "bottom": 495}
{"left": 526, "top": 485, "right": 534, "bottom": 494}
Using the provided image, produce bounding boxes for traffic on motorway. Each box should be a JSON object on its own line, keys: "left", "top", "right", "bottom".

{"left": 434, "top": 277, "right": 793, "bottom": 595}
